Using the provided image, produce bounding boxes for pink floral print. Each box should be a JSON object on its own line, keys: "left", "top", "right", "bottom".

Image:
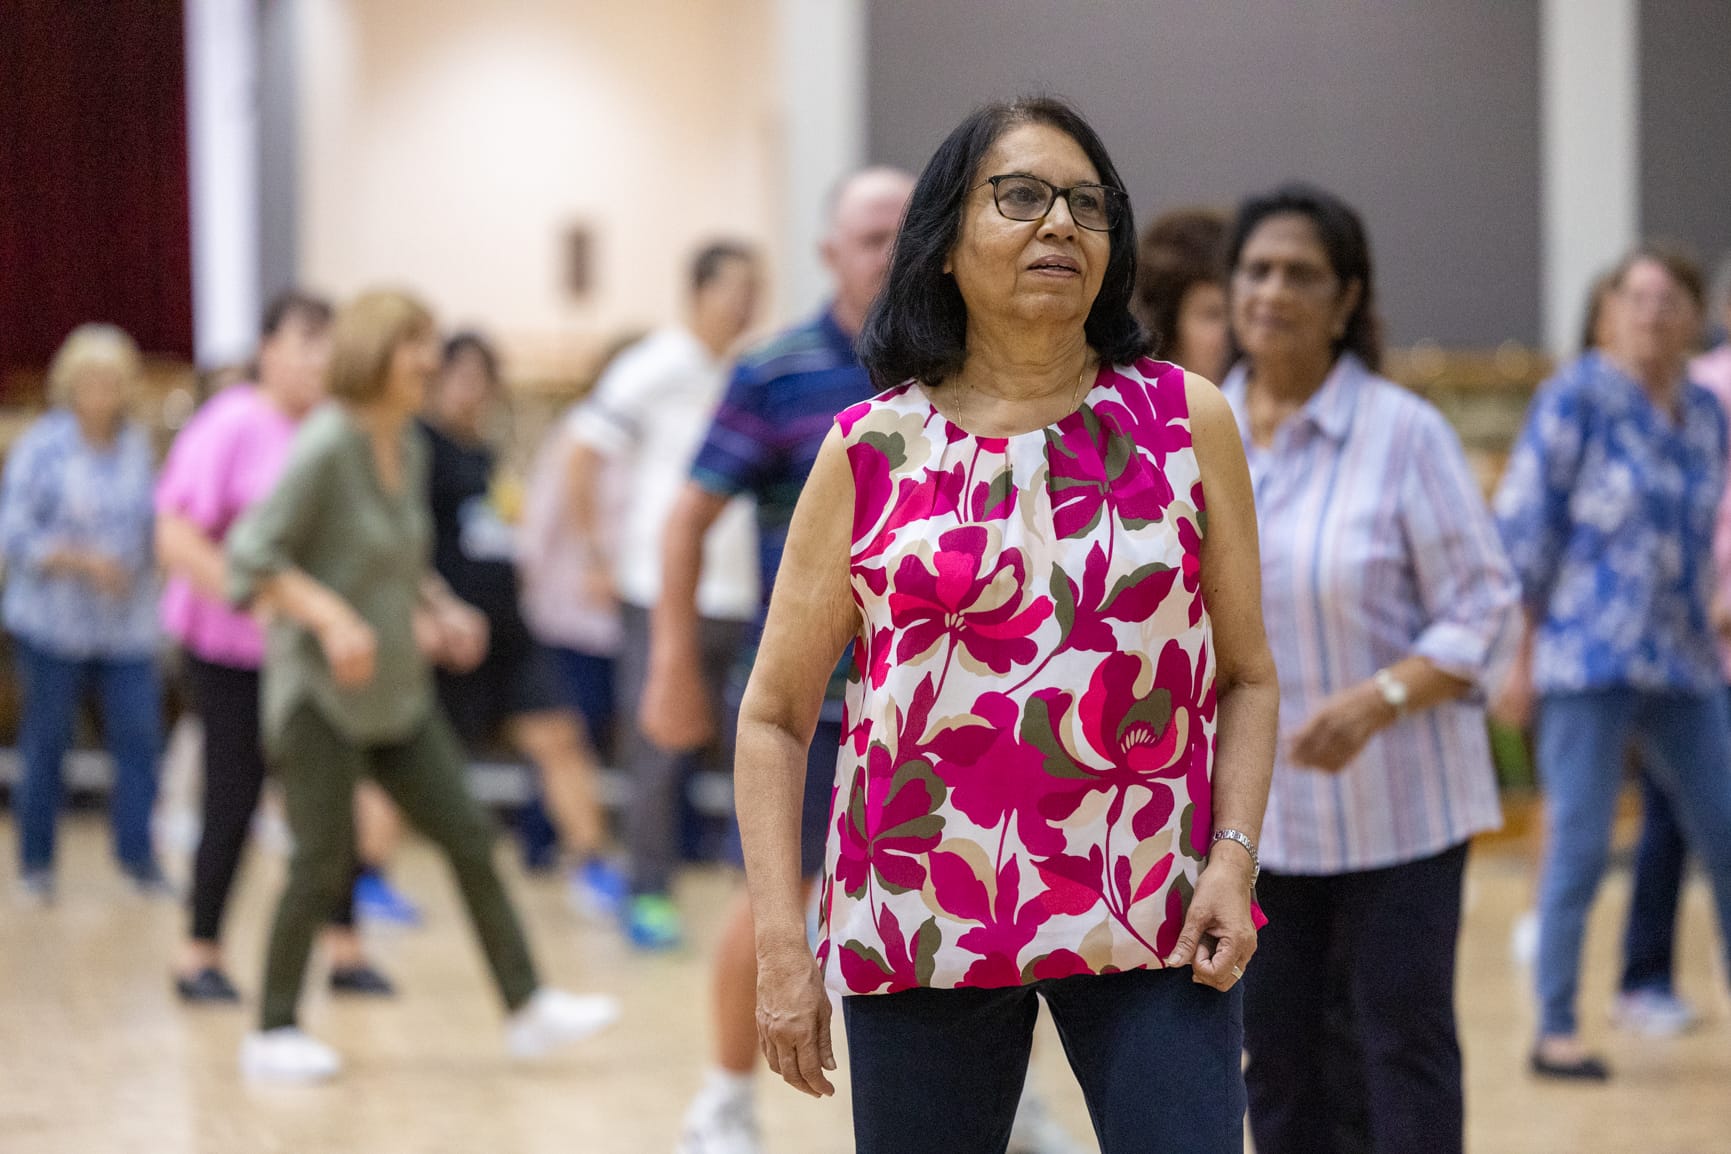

{"left": 820, "top": 359, "right": 1217, "bottom": 995}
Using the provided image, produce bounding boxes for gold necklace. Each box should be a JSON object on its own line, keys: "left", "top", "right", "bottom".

{"left": 952, "top": 355, "right": 1094, "bottom": 434}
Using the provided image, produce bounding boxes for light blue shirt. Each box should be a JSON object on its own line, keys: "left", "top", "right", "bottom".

{"left": 0, "top": 410, "right": 158, "bottom": 658}
{"left": 1224, "top": 354, "right": 1517, "bottom": 873}
{"left": 1494, "top": 352, "right": 1727, "bottom": 695}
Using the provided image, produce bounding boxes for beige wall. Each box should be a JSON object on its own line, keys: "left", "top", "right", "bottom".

{"left": 295, "top": 0, "right": 782, "bottom": 377}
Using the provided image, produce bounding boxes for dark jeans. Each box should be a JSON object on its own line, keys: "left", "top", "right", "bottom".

{"left": 13, "top": 639, "right": 161, "bottom": 873}
{"left": 181, "top": 655, "right": 354, "bottom": 944}
{"left": 1622, "top": 769, "right": 1687, "bottom": 995}
{"left": 843, "top": 968, "right": 1245, "bottom": 1154}
{"left": 260, "top": 706, "right": 538, "bottom": 1030}
{"left": 1244, "top": 842, "right": 1469, "bottom": 1154}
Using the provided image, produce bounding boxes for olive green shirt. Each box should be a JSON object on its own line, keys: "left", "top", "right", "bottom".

{"left": 226, "top": 406, "right": 433, "bottom": 749}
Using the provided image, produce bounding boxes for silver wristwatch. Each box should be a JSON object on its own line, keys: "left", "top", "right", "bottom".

{"left": 1373, "top": 667, "right": 1410, "bottom": 717}
{"left": 1210, "top": 828, "right": 1260, "bottom": 887}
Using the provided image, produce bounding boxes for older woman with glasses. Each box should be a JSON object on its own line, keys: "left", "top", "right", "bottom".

{"left": 1496, "top": 245, "right": 1731, "bottom": 1081}
{"left": 1222, "top": 184, "right": 1519, "bottom": 1154}
{"left": 733, "top": 96, "right": 1279, "bottom": 1154}
{"left": 1, "top": 324, "right": 165, "bottom": 903}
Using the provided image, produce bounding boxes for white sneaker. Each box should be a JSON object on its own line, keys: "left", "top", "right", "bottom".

{"left": 1510, "top": 909, "right": 1539, "bottom": 966}
{"left": 1611, "top": 989, "right": 1701, "bottom": 1037}
{"left": 1009, "top": 1088, "right": 1088, "bottom": 1154}
{"left": 677, "top": 1071, "right": 761, "bottom": 1154}
{"left": 240, "top": 1027, "right": 342, "bottom": 1083}
{"left": 505, "top": 988, "right": 621, "bottom": 1059}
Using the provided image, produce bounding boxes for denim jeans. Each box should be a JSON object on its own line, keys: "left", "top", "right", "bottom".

{"left": 843, "top": 967, "right": 1244, "bottom": 1154}
{"left": 13, "top": 639, "right": 161, "bottom": 874}
{"left": 1621, "top": 768, "right": 1688, "bottom": 995}
{"left": 1535, "top": 689, "right": 1731, "bottom": 1036}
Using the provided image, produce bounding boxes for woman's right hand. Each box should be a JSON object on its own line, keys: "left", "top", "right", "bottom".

{"left": 318, "top": 607, "right": 378, "bottom": 688}
{"left": 755, "top": 936, "right": 836, "bottom": 1098}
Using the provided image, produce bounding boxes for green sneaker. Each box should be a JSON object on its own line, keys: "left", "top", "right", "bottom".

{"left": 624, "top": 894, "right": 684, "bottom": 951}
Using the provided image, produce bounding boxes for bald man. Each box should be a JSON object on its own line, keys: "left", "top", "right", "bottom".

{"left": 639, "top": 167, "right": 914, "bottom": 1154}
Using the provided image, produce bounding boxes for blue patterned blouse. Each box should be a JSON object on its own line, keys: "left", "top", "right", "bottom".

{"left": 0, "top": 410, "right": 159, "bottom": 659}
{"left": 1493, "top": 352, "right": 1727, "bottom": 695}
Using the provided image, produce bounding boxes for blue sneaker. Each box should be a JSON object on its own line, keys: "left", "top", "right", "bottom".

{"left": 624, "top": 894, "right": 684, "bottom": 951}
{"left": 353, "top": 871, "right": 422, "bottom": 927}
{"left": 567, "top": 858, "right": 629, "bottom": 921}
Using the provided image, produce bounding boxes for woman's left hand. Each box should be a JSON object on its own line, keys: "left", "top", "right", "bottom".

{"left": 1288, "top": 682, "right": 1391, "bottom": 773}
{"left": 1165, "top": 849, "right": 1258, "bottom": 991}
{"left": 413, "top": 607, "right": 449, "bottom": 663}
{"left": 434, "top": 600, "right": 490, "bottom": 673}
{"left": 755, "top": 936, "right": 836, "bottom": 1098}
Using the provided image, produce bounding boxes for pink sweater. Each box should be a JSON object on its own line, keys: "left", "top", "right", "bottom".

{"left": 156, "top": 386, "right": 301, "bottom": 668}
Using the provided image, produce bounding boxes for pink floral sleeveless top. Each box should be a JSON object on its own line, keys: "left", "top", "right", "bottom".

{"left": 820, "top": 358, "right": 1216, "bottom": 995}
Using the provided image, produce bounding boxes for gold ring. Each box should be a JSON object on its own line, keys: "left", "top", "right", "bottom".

{"left": 1231, "top": 965, "right": 1244, "bottom": 979}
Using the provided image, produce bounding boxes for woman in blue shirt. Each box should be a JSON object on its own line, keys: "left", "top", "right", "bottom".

{"left": 1496, "top": 246, "right": 1731, "bottom": 1079}
{"left": 0, "top": 324, "right": 163, "bottom": 902}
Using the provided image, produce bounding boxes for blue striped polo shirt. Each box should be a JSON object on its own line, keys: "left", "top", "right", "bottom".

{"left": 690, "top": 308, "right": 869, "bottom": 713}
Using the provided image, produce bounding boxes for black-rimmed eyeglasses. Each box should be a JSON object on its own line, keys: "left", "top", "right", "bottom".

{"left": 978, "top": 174, "right": 1125, "bottom": 232}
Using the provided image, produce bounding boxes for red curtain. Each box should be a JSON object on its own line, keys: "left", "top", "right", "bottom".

{"left": 0, "top": 0, "right": 194, "bottom": 397}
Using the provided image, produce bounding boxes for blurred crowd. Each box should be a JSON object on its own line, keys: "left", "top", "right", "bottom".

{"left": 5, "top": 132, "right": 1731, "bottom": 1152}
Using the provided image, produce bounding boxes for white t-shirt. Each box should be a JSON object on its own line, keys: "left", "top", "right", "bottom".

{"left": 517, "top": 412, "right": 625, "bottom": 655}
{"left": 568, "top": 326, "right": 759, "bottom": 621}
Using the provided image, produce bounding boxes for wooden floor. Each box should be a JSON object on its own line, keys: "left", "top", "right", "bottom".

{"left": 1, "top": 813, "right": 1727, "bottom": 1154}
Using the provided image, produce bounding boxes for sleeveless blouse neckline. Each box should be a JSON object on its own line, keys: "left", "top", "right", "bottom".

{"left": 913, "top": 362, "right": 1111, "bottom": 444}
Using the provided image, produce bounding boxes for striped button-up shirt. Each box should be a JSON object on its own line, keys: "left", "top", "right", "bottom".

{"left": 1223, "top": 354, "right": 1517, "bottom": 874}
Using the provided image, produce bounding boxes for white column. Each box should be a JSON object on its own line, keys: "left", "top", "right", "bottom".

{"left": 774, "top": 0, "right": 867, "bottom": 321}
{"left": 184, "top": 0, "right": 262, "bottom": 367}
{"left": 1540, "top": 0, "right": 1639, "bottom": 356}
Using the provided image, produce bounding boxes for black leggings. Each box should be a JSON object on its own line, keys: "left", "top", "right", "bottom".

{"left": 183, "top": 655, "right": 356, "bottom": 944}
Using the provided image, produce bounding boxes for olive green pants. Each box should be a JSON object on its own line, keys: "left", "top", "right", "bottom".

{"left": 260, "top": 706, "right": 539, "bottom": 1030}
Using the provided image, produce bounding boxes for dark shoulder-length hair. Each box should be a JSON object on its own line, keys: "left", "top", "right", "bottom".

{"left": 443, "top": 330, "right": 501, "bottom": 385}
{"left": 858, "top": 96, "right": 1152, "bottom": 389}
{"left": 1226, "top": 183, "right": 1383, "bottom": 373}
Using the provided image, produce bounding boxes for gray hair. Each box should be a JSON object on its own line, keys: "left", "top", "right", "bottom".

{"left": 47, "top": 323, "right": 141, "bottom": 407}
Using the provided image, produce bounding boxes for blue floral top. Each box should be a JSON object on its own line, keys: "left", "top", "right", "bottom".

{"left": 0, "top": 410, "right": 159, "bottom": 659}
{"left": 1493, "top": 352, "right": 1727, "bottom": 694}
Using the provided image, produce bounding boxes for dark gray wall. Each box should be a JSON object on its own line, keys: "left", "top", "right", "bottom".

{"left": 258, "top": 0, "right": 299, "bottom": 313}
{"left": 867, "top": 0, "right": 1542, "bottom": 348}
{"left": 1640, "top": 0, "right": 1731, "bottom": 295}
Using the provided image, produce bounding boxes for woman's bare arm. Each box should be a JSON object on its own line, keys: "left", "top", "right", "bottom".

{"left": 1167, "top": 374, "right": 1280, "bottom": 987}
{"left": 735, "top": 426, "right": 858, "bottom": 1099}
{"left": 156, "top": 512, "right": 231, "bottom": 603}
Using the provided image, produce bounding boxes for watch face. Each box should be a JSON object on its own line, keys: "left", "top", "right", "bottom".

{"left": 1377, "top": 671, "right": 1408, "bottom": 707}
